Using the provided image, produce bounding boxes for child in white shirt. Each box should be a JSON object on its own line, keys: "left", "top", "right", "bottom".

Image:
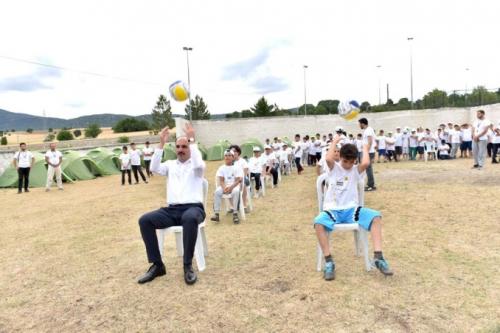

{"left": 119, "top": 146, "right": 132, "bottom": 185}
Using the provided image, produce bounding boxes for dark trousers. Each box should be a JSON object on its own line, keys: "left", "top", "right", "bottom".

{"left": 139, "top": 203, "right": 205, "bottom": 266}
{"left": 492, "top": 143, "right": 499, "bottom": 162}
{"left": 121, "top": 170, "right": 131, "bottom": 184}
{"left": 17, "top": 167, "right": 30, "bottom": 191}
{"left": 295, "top": 157, "right": 303, "bottom": 173}
{"left": 250, "top": 172, "right": 262, "bottom": 190}
{"left": 132, "top": 165, "right": 147, "bottom": 183}
{"left": 144, "top": 160, "right": 151, "bottom": 177}
{"left": 363, "top": 152, "right": 376, "bottom": 187}
{"left": 487, "top": 143, "right": 493, "bottom": 158}
{"left": 266, "top": 166, "right": 279, "bottom": 185}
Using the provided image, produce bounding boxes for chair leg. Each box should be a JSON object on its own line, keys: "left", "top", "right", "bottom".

{"left": 174, "top": 231, "right": 184, "bottom": 256}
{"left": 194, "top": 235, "right": 206, "bottom": 272}
{"left": 353, "top": 230, "right": 361, "bottom": 256}
{"left": 239, "top": 193, "right": 246, "bottom": 220}
{"left": 359, "top": 229, "right": 372, "bottom": 271}
{"left": 200, "top": 226, "right": 208, "bottom": 256}
{"left": 156, "top": 229, "right": 165, "bottom": 257}
{"left": 316, "top": 242, "right": 323, "bottom": 272}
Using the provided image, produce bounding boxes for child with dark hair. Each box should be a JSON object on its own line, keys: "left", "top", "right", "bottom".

{"left": 119, "top": 146, "right": 132, "bottom": 185}
{"left": 313, "top": 135, "right": 393, "bottom": 281}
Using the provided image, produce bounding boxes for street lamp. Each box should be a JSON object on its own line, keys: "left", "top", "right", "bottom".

{"left": 183, "top": 46, "right": 193, "bottom": 121}
{"left": 376, "top": 65, "right": 382, "bottom": 105}
{"left": 407, "top": 37, "right": 414, "bottom": 109}
{"left": 303, "top": 65, "right": 308, "bottom": 116}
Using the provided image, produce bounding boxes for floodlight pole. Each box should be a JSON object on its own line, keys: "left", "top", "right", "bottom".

{"left": 407, "top": 37, "right": 414, "bottom": 109}
{"left": 303, "top": 65, "right": 308, "bottom": 116}
{"left": 183, "top": 46, "right": 193, "bottom": 121}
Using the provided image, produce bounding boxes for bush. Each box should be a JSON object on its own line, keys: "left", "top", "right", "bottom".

{"left": 44, "top": 134, "right": 55, "bottom": 142}
{"left": 85, "top": 123, "right": 102, "bottom": 138}
{"left": 0, "top": 131, "right": 3, "bottom": 136}
{"left": 1, "top": 136, "right": 7, "bottom": 145}
{"left": 26, "top": 128, "right": 34, "bottom": 133}
{"left": 118, "top": 136, "right": 129, "bottom": 143}
{"left": 48, "top": 128, "right": 53, "bottom": 133}
{"left": 11, "top": 129, "right": 16, "bottom": 132}
{"left": 57, "top": 130, "right": 74, "bottom": 141}
{"left": 73, "top": 129, "right": 82, "bottom": 137}
{"left": 112, "top": 118, "right": 150, "bottom": 133}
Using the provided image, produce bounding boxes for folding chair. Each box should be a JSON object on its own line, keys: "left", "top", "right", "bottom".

{"left": 315, "top": 173, "right": 372, "bottom": 272}
{"left": 215, "top": 175, "right": 246, "bottom": 220}
{"left": 156, "top": 178, "right": 209, "bottom": 272}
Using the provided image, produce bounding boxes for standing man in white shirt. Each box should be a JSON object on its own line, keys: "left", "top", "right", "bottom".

{"left": 293, "top": 134, "right": 304, "bottom": 175}
{"left": 358, "top": 118, "right": 377, "bottom": 191}
{"left": 45, "top": 143, "right": 63, "bottom": 191}
{"left": 460, "top": 124, "right": 473, "bottom": 158}
{"left": 13, "top": 142, "right": 34, "bottom": 194}
{"left": 130, "top": 143, "right": 148, "bottom": 184}
{"left": 394, "top": 127, "right": 403, "bottom": 161}
{"left": 472, "top": 110, "right": 491, "bottom": 170}
{"left": 137, "top": 124, "right": 206, "bottom": 285}
{"left": 142, "top": 141, "right": 154, "bottom": 178}
{"left": 211, "top": 149, "right": 243, "bottom": 224}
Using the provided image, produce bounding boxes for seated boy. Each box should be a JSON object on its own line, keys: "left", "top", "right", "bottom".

{"left": 314, "top": 135, "right": 393, "bottom": 280}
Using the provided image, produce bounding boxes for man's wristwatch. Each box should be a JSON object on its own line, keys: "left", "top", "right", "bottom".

{"left": 188, "top": 137, "right": 195, "bottom": 143}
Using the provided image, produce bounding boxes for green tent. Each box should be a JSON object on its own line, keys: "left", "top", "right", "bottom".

{"left": 61, "top": 151, "right": 102, "bottom": 181}
{"left": 282, "top": 136, "right": 293, "bottom": 146}
{"left": 240, "top": 138, "right": 264, "bottom": 159}
{"left": 162, "top": 144, "right": 177, "bottom": 162}
{"left": 86, "top": 148, "right": 121, "bottom": 175}
{"left": 197, "top": 143, "right": 208, "bottom": 160}
{"left": 112, "top": 147, "right": 123, "bottom": 156}
{"left": 0, "top": 152, "right": 50, "bottom": 188}
{"left": 207, "top": 140, "right": 231, "bottom": 161}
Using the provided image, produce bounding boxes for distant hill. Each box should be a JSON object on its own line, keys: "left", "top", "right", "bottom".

{"left": 0, "top": 109, "right": 183, "bottom": 130}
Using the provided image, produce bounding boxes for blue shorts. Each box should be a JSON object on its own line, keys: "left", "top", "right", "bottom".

{"left": 314, "top": 207, "right": 381, "bottom": 232}
{"left": 461, "top": 141, "right": 472, "bottom": 151}
{"left": 378, "top": 149, "right": 386, "bottom": 156}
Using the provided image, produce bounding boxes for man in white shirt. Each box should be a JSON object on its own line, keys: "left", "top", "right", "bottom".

{"left": 142, "top": 141, "right": 154, "bottom": 178}
{"left": 409, "top": 129, "right": 418, "bottom": 160}
{"left": 119, "top": 145, "right": 132, "bottom": 185}
{"left": 358, "top": 118, "right": 376, "bottom": 191}
{"left": 45, "top": 142, "right": 63, "bottom": 191}
{"left": 248, "top": 147, "right": 265, "bottom": 197}
{"left": 437, "top": 140, "right": 451, "bottom": 160}
{"left": 472, "top": 110, "right": 491, "bottom": 169}
{"left": 401, "top": 129, "right": 410, "bottom": 161}
{"left": 385, "top": 132, "right": 396, "bottom": 162}
{"left": 262, "top": 145, "right": 279, "bottom": 187}
{"left": 13, "top": 142, "right": 34, "bottom": 193}
{"left": 279, "top": 142, "right": 291, "bottom": 175}
{"left": 394, "top": 127, "right": 403, "bottom": 161}
{"left": 138, "top": 124, "right": 206, "bottom": 285}
{"left": 230, "top": 144, "right": 250, "bottom": 213}
{"left": 211, "top": 149, "right": 243, "bottom": 224}
{"left": 130, "top": 143, "right": 148, "bottom": 184}
{"left": 293, "top": 134, "right": 304, "bottom": 174}
{"left": 460, "top": 123, "right": 473, "bottom": 158}
{"left": 376, "top": 130, "right": 387, "bottom": 163}
{"left": 416, "top": 127, "right": 426, "bottom": 161}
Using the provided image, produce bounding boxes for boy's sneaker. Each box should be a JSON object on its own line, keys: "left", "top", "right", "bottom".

{"left": 365, "top": 186, "right": 377, "bottom": 192}
{"left": 210, "top": 213, "right": 220, "bottom": 223}
{"left": 233, "top": 213, "right": 240, "bottom": 224}
{"left": 323, "top": 261, "right": 336, "bottom": 281}
{"left": 374, "top": 258, "right": 394, "bottom": 276}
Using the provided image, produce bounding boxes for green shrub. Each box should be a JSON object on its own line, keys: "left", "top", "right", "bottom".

{"left": 85, "top": 123, "right": 102, "bottom": 138}
{"left": 26, "top": 128, "right": 34, "bottom": 133}
{"left": 118, "top": 136, "right": 129, "bottom": 143}
{"left": 1, "top": 136, "right": 7, "bottom": 145}
{"left": 57, "top": 130, "right": 74, "bottom": 141}
{"left": 73, "top": 129, "right": 82, "bottom": 137}
{"left": 44, "top": 134, "right": 55, "bottom": 142}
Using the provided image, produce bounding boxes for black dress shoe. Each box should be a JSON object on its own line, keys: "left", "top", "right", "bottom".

{"left": 184, "top": 265, "right": 197, "bottom": 285}
{"left": 137, "top": 264, "right": 166, "bottom": 284}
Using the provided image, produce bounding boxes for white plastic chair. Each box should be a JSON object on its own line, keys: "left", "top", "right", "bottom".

{"left": 156, "top": 178, "right": 209, "bottom": 272}
{"left": 215, "top": 175, "right": 246, "bottom": 220}
{"left": 250, "top": 174, "right": 266, "bottom": 197}
{"left": 315, "top": 173, "right": 372, "bottom": 272}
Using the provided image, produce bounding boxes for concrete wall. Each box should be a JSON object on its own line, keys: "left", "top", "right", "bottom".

{"left": 178, "top": 104, "right": 500, "bottom": 146}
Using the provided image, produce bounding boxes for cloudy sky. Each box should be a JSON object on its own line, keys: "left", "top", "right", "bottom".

{"left": 1, "top": 0, "right": 499, "bottom": 119}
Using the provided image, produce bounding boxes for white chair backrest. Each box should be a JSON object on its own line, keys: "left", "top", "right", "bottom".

{"left": 202, "top": 178, "right": 208, "bottom": 208}
{"left": 316, "top": 173, "right": 329, "bottom": 213}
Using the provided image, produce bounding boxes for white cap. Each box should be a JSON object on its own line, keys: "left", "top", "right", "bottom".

{"left": 224, "top": 149, "right": 234, "bottom": 156}
{"left": 335, "top": 126, "right": 343, "bottom": 132}
{"left": 252, "top": 146, "right": 261, "bottom": 152}
{"left": 264, "top": 144, "right": 272, "bottom": 150}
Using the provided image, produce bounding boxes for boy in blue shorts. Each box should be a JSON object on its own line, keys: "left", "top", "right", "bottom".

{"left": 314, "top": 135, "right": 393, "bottom": 280}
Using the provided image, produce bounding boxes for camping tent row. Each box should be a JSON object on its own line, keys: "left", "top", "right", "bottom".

{"left": 0, "top": 138, "right": 267, "bottom": 187}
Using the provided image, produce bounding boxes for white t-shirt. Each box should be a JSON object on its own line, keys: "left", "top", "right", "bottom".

{"left": 493, "top": 130, "right": 500, "bottom": 144}
{"left": 293, "top": 142, "right": 302, "bottom": 158}
{"left": 14, "top": 151, "right": 34, "bottom": 168}
{"left": 130, "top": 149, "right": 142, "bottom": 165}
{"left": 362, "top": 127, "right": 376, "bottom": 153}
{"left": 355, "top": 139, "right": 363, "bottom": 151}
{"left": 402, "top": 134, "right": 410, "bottom": 148}
{"left": 473, "top": 119, "right": 491, "bottom": 141}
{"left": 248, "top": 156, "right": 264, "bottom": 173}
{"left": 376, "top": 136, "right": 386, "bottom": 150}
{"left": 461, "top": 128, "right": 472, "bottom": 141}
{"left": 450, "top": 130, "right": 462, "bottom": 144}
{"left": 309, "top": 142, "right": 317, "bottom": 155}
{"left": 417, "top": 133, "right": 426, "bottom": 147}
{"left": 233, "top": 158, "right": 248, "bottom": 175}
{"left": 438, "top": 143, "right": 450, "bottom": 155}
{"left": 119, "top": 153, "right": 131, "bottom": 170}
{"left": 324, "top": 162, "right": 365, "bottom": 210}
{"left": 278, "top": 150, "right": 289, "bottom": 163}
{"left": 272, "top": 142, "right": 282, "bottom": 151}
{"left": 385, "top": 137, "right": 396, "bottom": 151}
{"left": 45, "top": 150, "right": 63, "bottom": 166}
{"left": 394, "top": 133, "right": 403, "bottom": 146}
{"left": 216, "top": 164, "right": 243, "bottom": 187}
{"left": 261, "top": 152, "right": 277, "bottom": 167}
{"left": 142, "top": 147, "right": 154, "bottom": 161}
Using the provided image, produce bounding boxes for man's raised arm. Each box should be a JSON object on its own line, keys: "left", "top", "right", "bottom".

{"left": 150, "top": 127, "right": 169, "bottom": 176}
{"left": 185, "top": 123, "right": 205, "bottom": 176}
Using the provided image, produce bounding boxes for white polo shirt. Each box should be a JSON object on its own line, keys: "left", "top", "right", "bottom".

{"left": 248, "top": 156, "right": 264, "bottom": 174}
{"left": 130, "top": 149, "right": 142, "bottom": 166}
{"left": 119, "top": 153, "right": 131, "bottom": 170}
{"left": 362, "top": 127, "right": 376, "bottom": 153}
{"left": 216, "top": 164, "right": 243, "bottom": 187}
{"left": 142, "top": 147, "right": 154, "bottom": 161}
{"left": 45, "top": 150, "right": 62, "bottom": 165}
{"left": 14, "top": 150, "right": 34, "bottom": 168}
{"left": 473, "top": 119, "right": 491, "bottom": 141}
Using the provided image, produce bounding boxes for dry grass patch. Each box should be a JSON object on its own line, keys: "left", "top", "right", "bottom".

{"left": 0, "top": 158, "right": 499, "bottom": 332}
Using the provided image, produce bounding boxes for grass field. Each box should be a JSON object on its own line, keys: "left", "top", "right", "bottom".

{"left": 1, "top": 158, "right": 499, "bottom": 332}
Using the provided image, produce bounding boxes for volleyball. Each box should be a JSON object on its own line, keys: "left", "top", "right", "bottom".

{"left": 338, "top": 100, "right": 360, "bottom": 121}
{"left": 169, "top": 80, "right": 190, "bottom": 102}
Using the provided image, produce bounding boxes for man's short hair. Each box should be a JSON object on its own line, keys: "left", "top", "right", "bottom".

{"left": 477, "top": 110, "right": 485, "bottom": 115}
{"left": 122, "top": 145, "right": 128, "bottom": 150}
{"left": 145, "top": 141, "right": 150, "bottom": 144}
{"left": 229, "top": 144, "right": 241, "bottom": 155}
{"left": 130, "top": 142, "right": 136, "bottom": 145}
{"left": 340, "top": 144, "right": 358, "bottom": 161}
{"left": 295, "top": 134, "right": 300, "bottom": 138}
{"left": 358, "top": 118, "right": 368, "bottom": 126}
{"left": 20, "top": 142, "right": 26, "bottom": 146}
